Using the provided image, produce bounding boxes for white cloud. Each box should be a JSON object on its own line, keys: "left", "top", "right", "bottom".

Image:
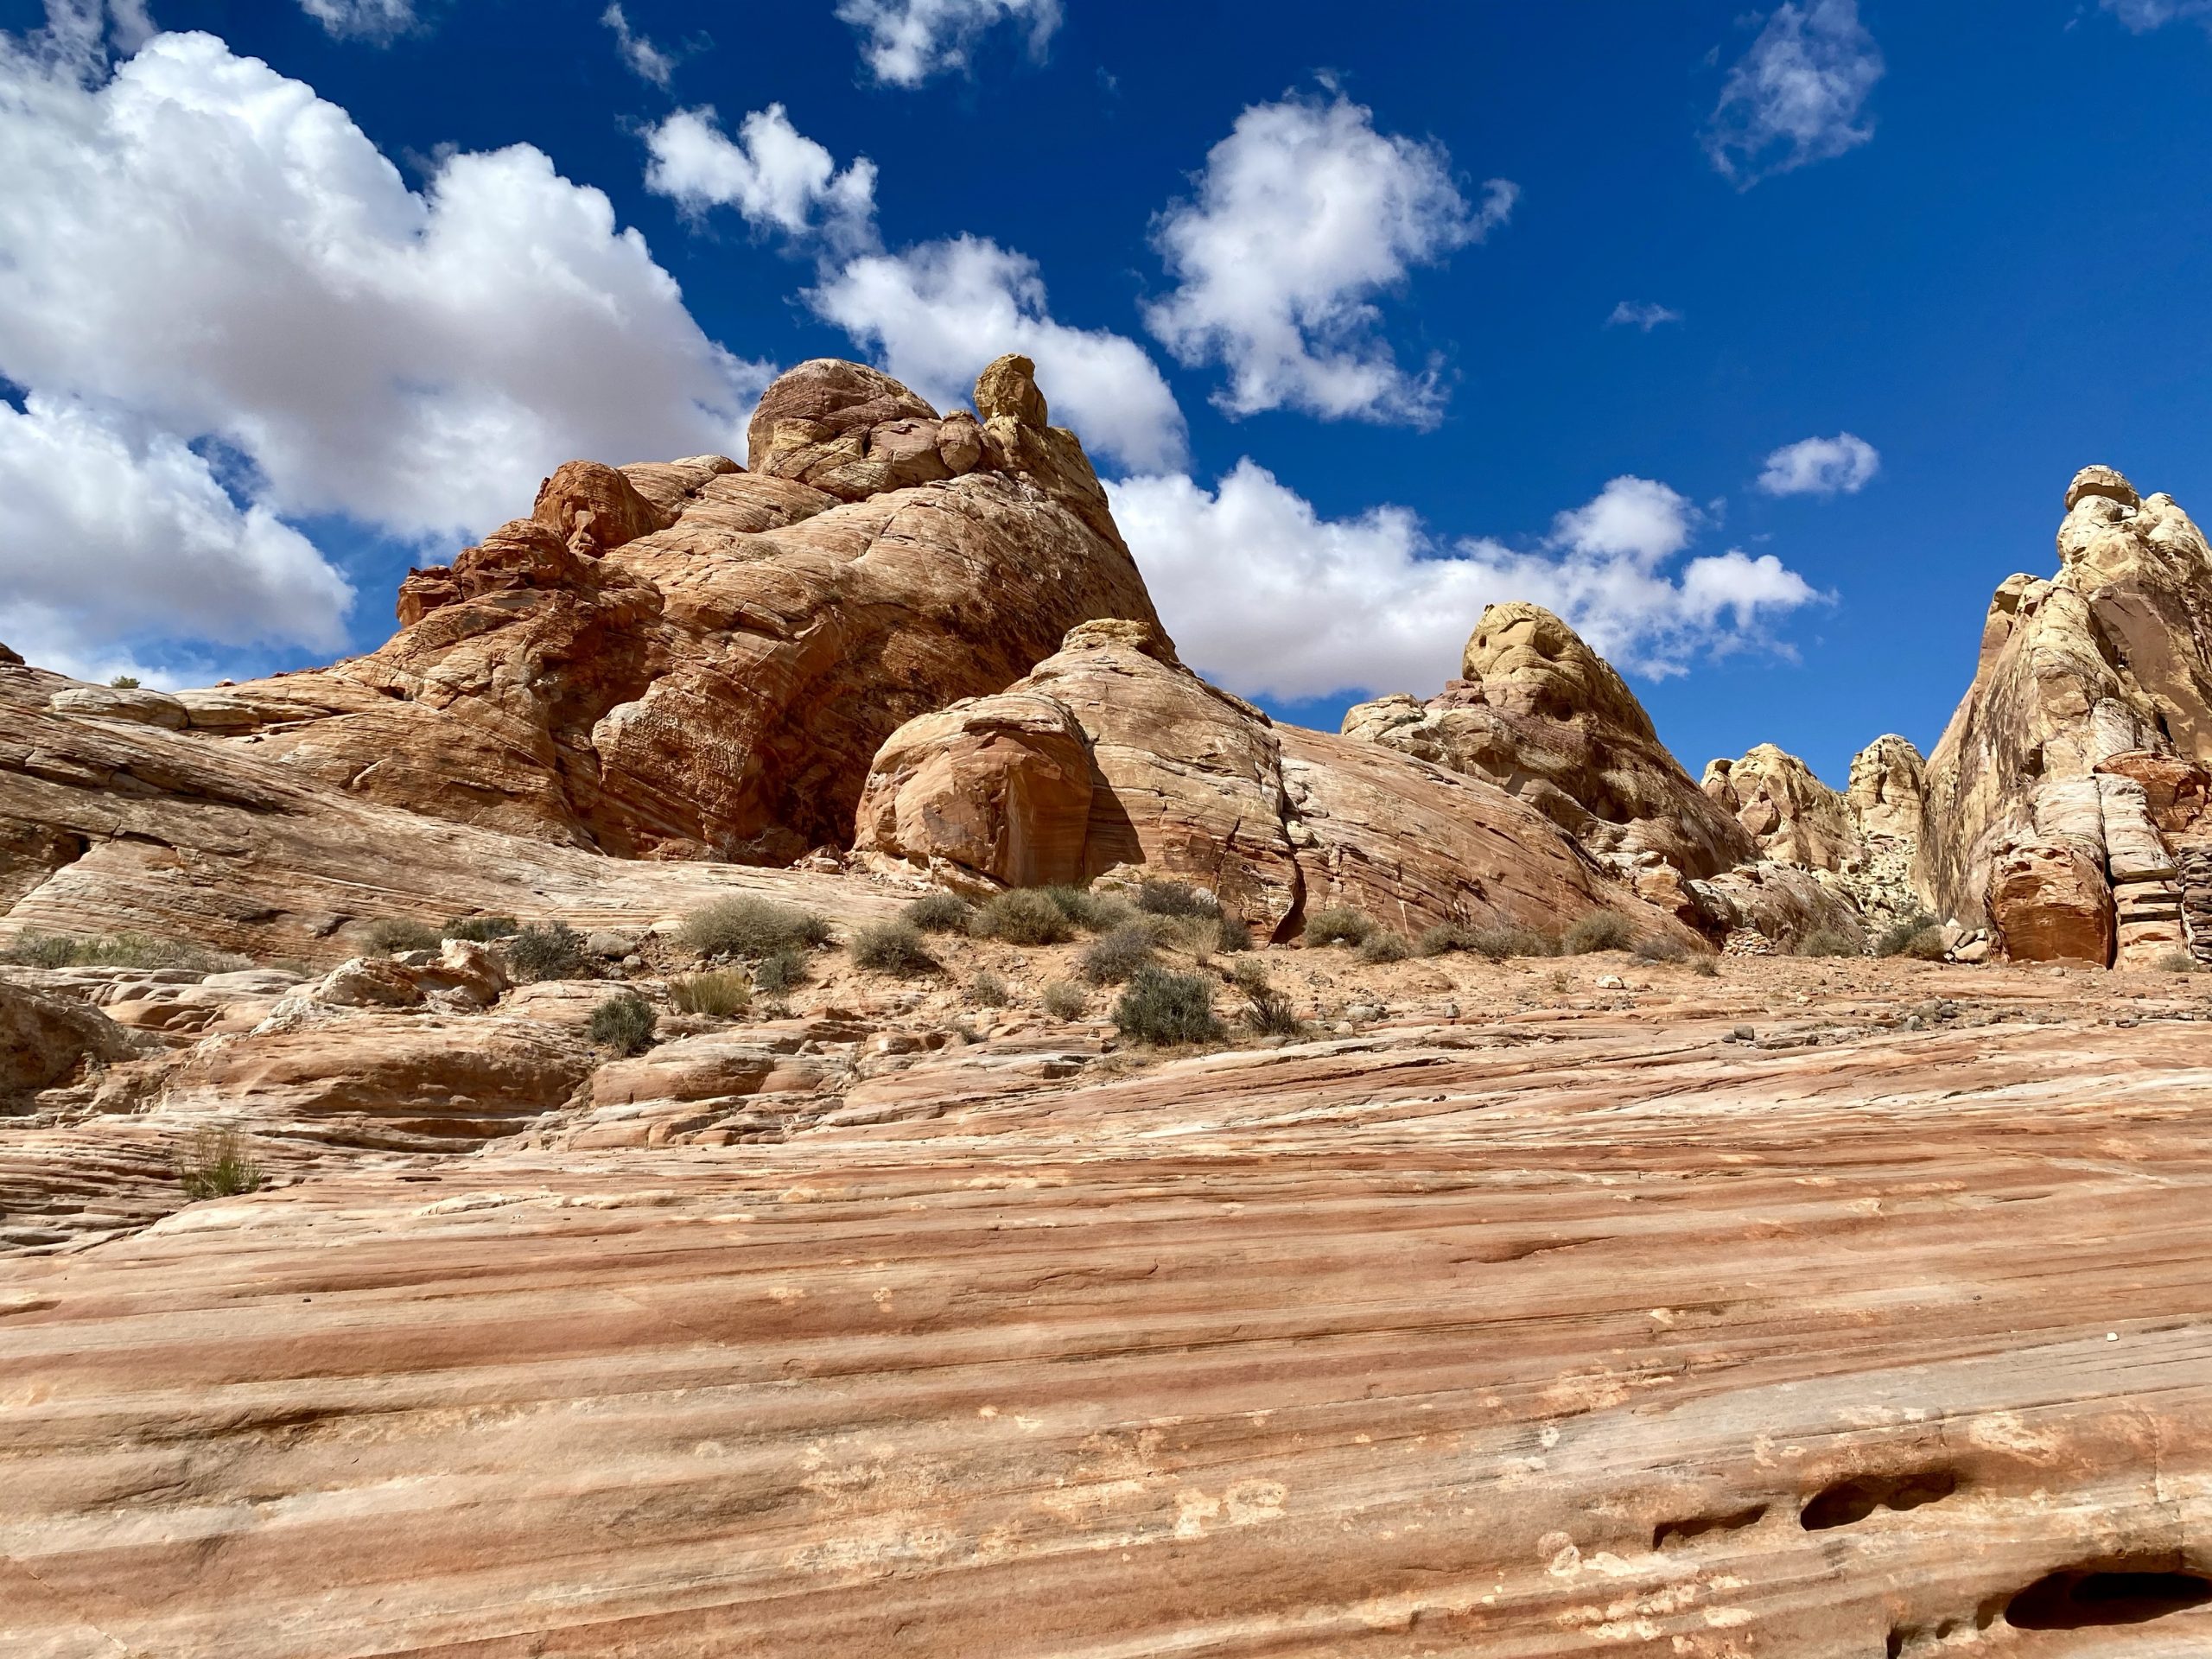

{"left": 2101, "top": 0, "right": 2212, "bottom": 26}
{"left": 1706, "top": 0, "right": 1883, "bottom": 188}
{"left": 809, "top": 235, "right": 1187, "bottom": 473}
{"left": 0, "top": 395, "right": 353, "bottom": 677}
{"left": 835, "top": 0, "right": 1061, "bottom": 87}
{"left": 297, "top": 0, "right": 415, "bottom": 41}
{"left": 1757, "top": 433, "right": 1879, "bottom": 496}
{"left": 1607, "top": 301, "right": 1683, "bottom": 332}
{"left": 0, "top": 28, "right": 769, "bottom": 550}
{"left": 1145, "top": 90, "right": 1513, "bottom": 426}
{"left": 602, "top": 3, "right": 674, "bottom": 86}
{"left": 643, "top": 105, "right": 879, "bottom": 255}
{"left": 1109, "top": 463, "right": 1818, "bottom": 702}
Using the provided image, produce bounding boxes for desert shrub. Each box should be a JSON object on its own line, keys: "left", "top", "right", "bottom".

{"left": 1229, "top": 957, "right": 1272, "bottom": 994}
{"left": 1035, "top": 884, "right": 1133, "bottom": 931}
{"left": 587, "top": 993, "right": 657, "bottom": 1055}
{"left": 365, "top": 918, "right": 442, "bottom": 955}
{"left": 1633, "top": 934, "right": 1693, "bottom": 963}
{"left": 971, "top": 888, "right": 1075, "bottom": 945}
{"left": 1358, "top": 930, "right": 1413, "bottom": 965}
{"left": 679, "top": 898, "right": 830, "bottom": 960}
{"left": 1135, "top": 880, "right": 1222, "bottom": 920}
{"left": 1796, "top": 928, "right": 1861, "bottom": 959}
{"left": 753, "top": 946, "right": 807, "bottom": 995}
{"left": 442, "top": 915, "right": 519, "bottom": 943}
{"left": 905, "top": 892, "right": 976, "bottom": 933}
{"left": 971, "top": 971, "right": 1012, "bottom": 1007}
{"left": 1041, "top": 981, "right": 1088, "bottom": 1020}
{"left": 503, "top": 920, "right": 588, "bottom": 982}
{"left": 1690, "top": 954, "right": 1719, "bottom": 978}
{"left": 1212, "top": 914, "right": 1253, "bottom": 952}
{"left": 5, "top": 931, "right": 232, "bottom": 971}
{"left": 1304, "top": 906, "right": 1375, "bottom": 948}
{"left": 2155, "top": 950, "right": 2196, "bottom": 974}
{"left": 1, "top": 931, "right": 85, "bottom": 969}
{"left": 1416, "top": 923, "right": 1473, "bottom": 957}
{"left": 1080, "top": 922, "right": 1158, "bottom": 985}
{"left": 1562, "top": 912, "right": 1633, "bottom": 956}
{"left": 175, "top": 1126, "right": 261, "bottom": 1201}
{"left": 1874, "top": 913, "right": 1942, "bottom": 959}
{"left": 850, "top": 919, "right": 939, "bottom": 977}
{"left": 108, "top": 674, "right": 140, "bottom": 690}
{"left": 1111, "top": 967, "right": 1224, "bottom": 1046}
{"left": 670, "top": 970, "right": 750, "bottom": 1017}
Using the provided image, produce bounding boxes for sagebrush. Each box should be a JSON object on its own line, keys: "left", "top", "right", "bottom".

{"left": 1303, "top": 906, "right": 1374, "bottom": 948}
{"left": 850, "top": 920, "right": 939, "bottom": 977}
{"left": 1111, "top": 967, "right": 1224, "bottom": 1046}
{"left": 588, "top": 993, "right": 657, "bottom": 1055}
{"left": 680, "top": 899, "right": 830, "bottom": 960}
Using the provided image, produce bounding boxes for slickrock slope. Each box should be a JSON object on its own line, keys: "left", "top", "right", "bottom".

{"left": 857, "top": 617, "right": 1687, "bottom": 943}
{"left": 137, "top": 355, "right": 1158, "bottom": 863}
{"left": 1921, "top": 466, "right": 2212, "bottom": 966}
{"left": 3, "top": 957, "right": 2210, "bottom": 1656}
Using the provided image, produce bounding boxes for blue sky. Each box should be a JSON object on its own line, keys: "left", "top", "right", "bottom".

{"left": 2, "top": 0, "right": 2209, "bottom": 787}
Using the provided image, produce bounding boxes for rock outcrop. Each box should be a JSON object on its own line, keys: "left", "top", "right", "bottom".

{"left": 160, "top": 355, "right": 1156, "bottom": 865}
{"left": 860, "top": 617, "right": 1690, "bottom": 944}
{"left": 0, "top": 979, "right": 128, "bottom": 1100}
{"left": 1920, "top": 466, "right": 2212, "bottom": 964}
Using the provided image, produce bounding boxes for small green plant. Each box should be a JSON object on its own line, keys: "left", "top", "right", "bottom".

{"left": 850, "top": 919, "right": 939, "bottom": 977}
{"left": 971, "top": 888, "right": 1075, "bottom": 945}
{"left": 1874, "top": 912, "right": 1945, "bottom": 959}
{"left": 1358, "top": 930, "right": 1412, "bottom": 964}
{"left": 4, "top": 931, "right": 232, "bottom": 970}
{"left": 1111, "top": 967, "right": 1224, "bottom": 1046}
{"left": 1796, "top": 928, "right": 1861, "bottom": 959}
{"left": 1563, "top": 912, "right": 1633, "bottom": 956}
{"left": 971, "top": 970, "right": 1012, "bottom": 1007}
{"left": 753, "top": 946, "right": 807, "bottom": 995}
{"left": 906, "top": 892, "right": 976, "bottom": 933}
{"left": 1135, "top": 880, "right": 1221, "bottom": 920}
{"left": 0, "top": 931, "right": 81, "bottom": 969}
{"left": 1234, "top": 961, "right": 1303, "bottom": 1037}
{"left": 442, "top": 915, "right": 520, "bottom": 943}
{"left": 1080, "top": 922, "right": 1158, "bottom": 985}
{"left": 587, "top": 993, "right": 657, "bottom": 1055}
{"left": 1042, "top": 980, "right": 1088, "bottom": 1020}
{"left": 503, "top": 920, "right": 588, "bottom": 982}
{"left": 679, "top": 898, "right": 831, "bottom": 960}
{"left": 108, "top": 674, "right": 140, "bottom": 690}
{"left": 175, "top": 1126, "right": 262, "bottom": 1201}
{"left": 1039, "top": 884, "right": 1132, "bottom": 931}
{"left": 670, "top": 970, "right": 750, "bottom": 1017}
{"left": 1304, "top": 906, "right": 1375, "bottom": 948}
{"left": 365, "top": 918, "right": 442, "bottom": 955}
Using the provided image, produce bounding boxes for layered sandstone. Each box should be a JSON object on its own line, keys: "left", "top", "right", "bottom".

{"left": 1920, "top": 467, "right": 2212, "bottom": 964}
{"left": 859, "top": 617, "right": 1689, "bottom": 944}
{"left": 143, "top": 355, "right": 1154, "bottom": 864}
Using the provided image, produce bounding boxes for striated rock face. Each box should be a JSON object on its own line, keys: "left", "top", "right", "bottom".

{"left": 189, "top": 356, "right": 1157, "bottom": 865}
{"left": 0, "top": 979, "right": 128, "bottom": 1100}
{"left": 861, "top": 617, "right": 1689, "bottom": 944}
{"left": 1345, "top": 602, "right": 1757, "bottom": 880}
{"left": 1920, "top": 466, "right": 2212, "bottom": 963}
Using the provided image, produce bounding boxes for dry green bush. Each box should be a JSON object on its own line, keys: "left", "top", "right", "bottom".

{"left": 1796, "top": 928, "right": 1862, "bottom": 959}
{"left": 1357, "top": 930, "right": 1412, "bottom": 964}
{"left": 1562, "top": 912, "right": 1633, "bottom": 955}
{"left": 504, "top": 921, "right": 588, "bottom": 982}
{"left": 175, "top": 1126, "right": 262, "bottom": 1201}
{"left": 671, "top": 970, "right": 751, "bottom": 1017}
{"left": 441, "top": 915, "right": 519, "bottom": 943}
{"left": 679, "top": 899, "right": 830, "bottom": 960}
{"left": 753, "top": 947, "right": 807, "bottom": 994}
{"left": 1080, "top": 923, "right": 1158, "bottom": 985}
{"left": 1303, "top": 906, "right": 1375, "bottom": 948}
{"left": 365, "top": 918, "right": 442, "bottom": 954}
{"left": 971, "top": 889, "right": 1075, "bottom": 945}
{"left": 850, "top": 920, "right": 939, "bottom": 977}
{"left": 1041, "top": 981, "right": 1088, "bottom": 1020}
{"left": 588, "top": 994, "right": 657, "bottom": 1055}
{"left": 1111, "top": 968, "right": 1224, "bottom": 1046}
{"left": 970, "top": 971, "right": 1012, "bottom": 1007}
{"left": 905, "top": 892, "right": 976, "bottom": 933}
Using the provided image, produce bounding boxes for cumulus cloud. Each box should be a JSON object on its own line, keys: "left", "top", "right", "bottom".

{"left": 601, "top": 3, "right": 674, "bottom": 86}
{"left": 1146, "top": 90, "right": 1513, "bottom": 425}
{"left": 0, "top": 395, "right": 353, "bottom": 678}
{"left": 836, "top": 0, "right": 1061, "bottom": 87}
{"left": 1109, "top": 463, "right": 1818, "bottom": 702}
{"left": 297, "top": 0, "right": 415, "bottom": 41}
{"left": 1757, "top": 433, "right": 1879, "bottom": 496}
{"left": 643, "top": 105, "right": 879, "bottom": 254}
{"left": 0, "top": 28, "right": 768, "bottom": 552}
{"left": 1706, "top": 0, "right": 1883, "bottom": 188}
{"left": 1607, "top": 301, "right": 1683, "bottom": 332}
{"left": 809, "top": 235, "right": 1187, "bottom": 473}
{"left": 2101, "top": 0, "right": 2212, "bottom": 26}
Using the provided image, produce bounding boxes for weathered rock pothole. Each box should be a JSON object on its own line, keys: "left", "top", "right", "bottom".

{"left": 2004, "top": 1560, "right": 2212, "bottom": 1630}
{"left": 1799, "top": 1467, "right": 1959, "bottom": 1530}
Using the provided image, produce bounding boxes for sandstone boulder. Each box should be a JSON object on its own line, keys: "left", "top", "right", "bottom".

{"left": 1344, "top": 602, "right": 1755, "bottom": 880}
{"left": 1920, "top": 467, "right": 2212, "bottom": 962}
{"left": 0, "top": 979, "right": 130, "bottom": 1098}
{"left": 47, "top": 685, "right": 188, "bottom": 728}
{"left": 188, "top": 359, "right": 1159, "bottom": 863}
{"left": 0, "top": 639, "right": 22, "bottom": 666}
